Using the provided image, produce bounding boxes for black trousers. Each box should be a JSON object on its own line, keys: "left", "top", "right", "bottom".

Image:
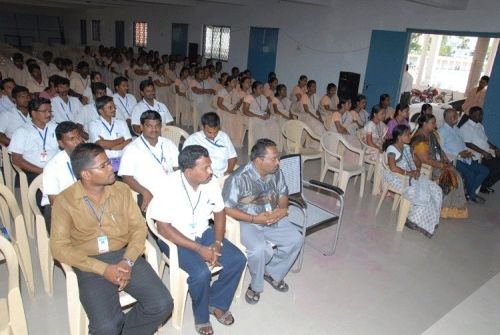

{"left": 74, "top": 249, "right": 173, "bottom": 335}
{"left": 482, "top": 156, "right": 500, "bottom": 188}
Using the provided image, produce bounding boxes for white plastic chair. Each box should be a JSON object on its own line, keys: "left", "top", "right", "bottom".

{"left": 11, "top": 165, "right": 34, "bottom": 239}
{"left": 0, "top": 235, "right": 29, "bottom": 335}
{"left": 27, "top": 175, "right": 54, "bottom": 295}
{"left": 357, "top": 130, "right": 384, "bottom": 195}
{"left": 61, "top": 240, "right": 160, "bottom": 335}
{"left": 0, "top": 184, "right": 34, "bottom": 297}
{"left": 282, "top": 120, "right": 323, "bottom": 167}
{"left": 320, "top": 131, "right": 366, "bottom": 197}
{"left": 0, "top": 144, "right": 14, "bottom": 191}
{"left": 161, "top": 125, "right": 190, "bottom": 149}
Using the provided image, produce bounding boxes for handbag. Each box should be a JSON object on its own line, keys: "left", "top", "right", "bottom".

{"left": 437, "top": 166, "right": 458, "bottom": 195}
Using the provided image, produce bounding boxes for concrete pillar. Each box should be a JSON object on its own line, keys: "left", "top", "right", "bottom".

{"left": 416, "top": 34, "right": 430, "bottom": 87}
{"left": 465, "top": 37, "right": 490, "bottom": 93}
{"left": 422, "top": 34, "right": 442, "bottom": 87}
{"left": 484, "top": 38, "right": 499, "bottom": 76}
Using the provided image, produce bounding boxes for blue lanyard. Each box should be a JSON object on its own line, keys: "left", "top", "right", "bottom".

{"left": 118, "top": 96, "right": 130, "bottom": 116}
{"left": 67, "top": 161, "right": 76, "bottom": 181}
{"left": 33, "top": 125, "right": 48, "bottom": 151}
{"left": 60, "top": 100, "right": 72, "bottom": 120}
{"left": 205, "top": 137, "right": 225, "bottom": 148}
{"left": 140, "top": 136, "right": 164, "bottom": 166}
{"left": 17, "top": 111, "right": 28, "bottom": 124}
{"left": 100, "top": 118, "right": 115, "bottom": 136}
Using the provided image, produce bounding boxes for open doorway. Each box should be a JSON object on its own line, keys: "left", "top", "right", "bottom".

{"left": 406, "top": 32, "right": 499, "bottom": 105}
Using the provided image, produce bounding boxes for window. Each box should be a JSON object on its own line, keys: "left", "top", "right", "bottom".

{"left": 134, "top": 21, "right": 148, "bottom": 47}
{"left": 203, "top": 25, "right": 230, "bottom": 61}
{"left": 91, "top": 20, "right": 100, "bottom": 41}
{"left": 80, "top": 20, "right": 87, "bottom": 45}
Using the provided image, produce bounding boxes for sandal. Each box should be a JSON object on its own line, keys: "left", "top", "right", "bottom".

{"left": 209, "top": 306, "right": 234, "bottom": 326}
{"left": 264, "top": 274, "right": 289, "bottom": 292}
{"left": 195, "top": 322, "right": 214, "bottom": 335}
{"left": 245, "top": 285, "right": 260, "bottom": 304}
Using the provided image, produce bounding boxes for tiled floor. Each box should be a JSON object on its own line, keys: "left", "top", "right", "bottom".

{"left": 1, "top": 147, "right": 500, "bottom": 335}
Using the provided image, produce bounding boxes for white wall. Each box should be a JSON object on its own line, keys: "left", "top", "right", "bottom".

{"left": 61, "top": 0, "right": 500, "bottom": 95}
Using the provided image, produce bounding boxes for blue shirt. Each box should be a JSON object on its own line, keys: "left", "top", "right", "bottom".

{"left": 438, "top": 123, "right": 471, "bottom": 164}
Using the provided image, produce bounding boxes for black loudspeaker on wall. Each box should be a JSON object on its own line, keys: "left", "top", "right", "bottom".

{"left": 188, "top": 43, "right": 199, "bottom": 62}
{"left": 338, "top": 71, "right": 360, "bottom": 102}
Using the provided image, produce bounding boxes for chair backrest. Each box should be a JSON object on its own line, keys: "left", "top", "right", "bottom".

{"left": 321, "top": 131, "right": 344, "bottom": 169}
{"left": 11, "top": 164, "right": 33, "bottom": 238}
{"left": 0, "top": 236, "right": 29, "bottom": 334}
{"left": 28, "top": 175, "right": 43, "bottom": 217}
{"left": 161, "top": 125, "right": 190, "bottom": 149}
{"left": 145, "top": 207, "right": 176, "bottom": 268}
{"left": 281, "top": 120, "right": 307, "bottom": 153}
{"left": 1, "top": 144, "right": 14, "bottom": 191}
{"left": 279, "top": 154, "right": 302, "bottom": 197}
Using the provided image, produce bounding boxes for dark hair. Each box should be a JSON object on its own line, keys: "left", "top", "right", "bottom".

{"left": 354, "top": 94, "right": 366, "bottom": 108}
{"left": 28, "top": 63, "right": 41, "bottom": 74}
{"left": 179, "top": 67, "right": 189, "bottom": 77}
{"left": 394, "top": 103, "right": 409, "bottom": 118}
{"left": 469, "top": 106, "right": 483, "bottom": 116}
{"left": 223, "top": 75, "right": 235, "bottom": 87}
{"left": 55, "top": 121, "right": 79, "bottom": 141}
{"left": 250, "top": 138, "right": 277, "bottom": 161}
{"left": 91, "top": 82, "right": 107, "bottom": 95}
{"left": 42, "top": 50, "right": 53, "bottom": 58}
{"left": 443, "top": 108, "right": 456, "bottom": 120}
{"left": 114, "top": 76, "right": 128, "bottom": 88}
{"left": 12, "top": 85, "right": 29, "bottom": 98}
{"left": 140, "top": 110, "right": 162, "bottom": 125}
{"left": 70, "top": 143, "right": 105, "bottom": 180}
{"left": 48, "top": 75, "right": 62, "bottom": 87}
{"left": 421, "top": 103, "right": 432, "bottom": 113}
{"left": 90, "top": 71, "right": 102, "bottom": 81}
{"left": 139, "top": 79, "right": 154, "bottom": 91}
{"left": 383, "top": 124, "right": 410, "bottom": 151}
{"left": 12, "top": 53, "right": 23, "bottom": 61}
{"left": 95, "top": 96, "right": 113, "bottom": 112}
{"left": 275, "top": 84, "right": 286, "bottom": 97}
{"left": 55, "top": 76, "right": 70, "bottom": 87}
{"left": 337, "top": 97, "right": 351, "bottom": 110}
{"left": 307, "top": 80, "right": 316, "bottom": 88}
{"left": 77, "top": 61, "right": 89, "bottom": 70}
{"left": 417, "top": 113, "right": 436, "bottom": 129}
{"left": 370, "top": 104, "right": 382, "bottom": 120}
{"left": 411, "top": 103, "right": 433, "bottom": 123}
{"left": 252, "top": 81, "right": 263, "bottom": 92}
{"left": 299, "top": 75, "right": 307, "bottom": 82}
{"left": 0, "top": 78, "right": 15, "bottom": 90}
{"left": 480, "top": 75, "right": 489, "bottom": 83}
{"left": 201, "top": 112, "right": 220, "bottom": 128}
{"left": 379, "top": 93, "right": 390, "bottom": 104}
{"left": 178, "top": 145, "right": 209, "bottom": 172}
{"left": 62, "top": 58, "right": 73, "bottom": 66}
{"left": 28, "top": 97, "right": 51, "bottom": 117}
{"left": 327, "top": 83, "right": 337, "bottom": 92}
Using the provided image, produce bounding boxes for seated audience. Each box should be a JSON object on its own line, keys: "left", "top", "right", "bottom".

{"left": 0, "top": 85, "right": 31, "bottom": 146}
{"left": 113, "top": 76, "right": 137, "bottom": 129}
{"left": 410, "top": 103, "right": 432, "bottom": 123}
{"left": 76, "top": 82, "right": 108, "bottom": 133}
{"left": 459, "top": 106, "right": 500, "bottom": 194}
{"left": 175, "top": 67, "right": 193, "bottom": 128}
{"left": 383, "top": 125, "right": 442, "bottom": 238}
{"left": 26, "top": 64, "right": 47, "bottom": 95}
{"left": 352, "top": 94, "right": 370, "bottom": 127}
{"left": 363, "top": 105, "right": 388, "bottom": 161}
{"left": 298, "top": 80, "right": 326, "bottom": 147}
{"left": 184, "top": 112, "right": 237, "bottom": 178}
{"left": 39, "top": 51, "right": 59, "bottom": 79}
{"left": 39, "top": 75, "right": 60, "bottom": 100}
{"left": 0, "top": 78, "right": 16, "bottom": 112}
{"left": 70, "top": 61, "right": 91, "bottom": 95}
{"left": 7, "top": 53, "right": 29, "bottom": 86}
{"left": 290, "top": 75, "right": 308, "bottom": 104}
{"left": 386, "top": 103, "right": 409, "bottom": 138}
{"left": 330, "top": 97, "right": 361, "bottom": 135}
{"left": 50, "top": 143, "right": 173, "bottom": 335}
{"left": 190, "top": 67, "right": 216, "bottom": 119}
{"left": 150, "top": 145, "right": 246, "bottom": 335}
{"left": 223, "top": 139, "right": 304, "bottom": 305}
{"left": 411, "top": 114, "right": 468, "bottom": 218}
{"left": 83, "top": 71, "right": 113, "bottom": 105}
{"left": 51, "top": 76, "right": 84, "bottom": 123}
{"left": 379, "top": 93, "right": 395, "bottom": 120}
{"left": 319, "top": 83, "right": 339, "bottom": 128}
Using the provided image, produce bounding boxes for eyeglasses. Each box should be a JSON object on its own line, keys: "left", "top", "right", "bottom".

{"left": 86, "top": 159, "right": 111, "bottom": 170}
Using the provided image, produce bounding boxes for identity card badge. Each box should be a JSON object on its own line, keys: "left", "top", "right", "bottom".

{"left": 97, "top": 235, "right": 109, "bottom": 253}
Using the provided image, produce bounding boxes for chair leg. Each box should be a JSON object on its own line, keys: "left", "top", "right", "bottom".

{"left": 397, "top": 198, "right": 411, "bottom": 231}
{"left": 332, "top": 172, "right": 339, "bottom": 186}
{"left": 359, "top": 172, "right": 365, "bottom": 197}
{"left": 338, "top": 173, "right": 349, "bottom": 193}
{"left": 233, "top": 265, "right": 247, "bottom": 301}
{"left": 367, "top": 164, "right": 375, "bottom": 181}
{"left": 375, "top": 187, "right": 389, "bottom": 215}
{"left": 320, "top": 166, "right": 328, "bottom": 182}
{"left": 171, "top": 272, "right": 189, "bottom": 330}
{"left": 392, "top": 194, "right": 401, "bottom": 211}
{"left": 371, "top": 160, "right": 383, "bottom": 196}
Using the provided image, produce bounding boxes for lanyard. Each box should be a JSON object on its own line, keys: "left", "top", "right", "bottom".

{"left": 100, "top": 118, "right": 115, "bottom": 136}
{"left": 33, "top": 125, "right": 48, "bottom": 151}
{"left": 205, "top": 137, "right": 225, "bottom": 148}
{"left": 118, "top": 96, "right": 130, "bottom": 116}
{"left": 83, "top": 196, "right": 107, "bottom": 229}
{"left": 341, "top": 111, "right": 348, "bottom": 124}
{"left": 67, "top": 162, "right": 76, "bottom": 181}
{"left": 17, "top": 111, "right": 28, "bottom": 124}
{"left": 60, "top": 100, "right": 72, "bottom": 120}
{"left": 140, "top": 136, "right": 165, "bottom": 166}
{"left": 180, "top": 174, "right": 201, "bottom": 217}
{"left": 256, "top": 96, "right": 265, "bottom": 112}
{"left": 143, "top": 100, "right": 163, "bottom": 113}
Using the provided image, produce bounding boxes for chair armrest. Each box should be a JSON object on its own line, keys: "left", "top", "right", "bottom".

{"left": 289, "top": 195, "right": 307, "bottom": 209}
{"left": 309, "top": 179, "right": 345, "bottom": 196}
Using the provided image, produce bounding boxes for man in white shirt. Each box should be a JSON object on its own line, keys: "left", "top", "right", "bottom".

{"left": 88, "top": 96, "right": 132, "bottom": 173}
{"left": 8, "top": 97, "right": 59, "bottom": 184}
{"left": 75, "top": 82, "right": 108, "bottom": 133}
{"left": 400, "top": 64, "right": 413, "bottom": 105}
{"left": 51, "top": 77, "right": 84, "bottom": 124}
{"left": 39, "top": 51, "right": 59, "bottom": 79}
{"left": 0, "top": 78, "right": 16, "bottom": 113}
{"left": 459, "top": 106, "right": 500, "bottom": 193}
{"left": 183, "top": 112, "right": 237, "bottom": 178}
{"left": 131, "top": 79, "right": 173, "bottom": 135}
{"left": 42, "top": 121, "right": 83, "bottom": 231}
{"left": 119, "top": 110, "right": 178, "bottom": 211}
{"left": 70, "top": 61, "right": 91, "bottom": 96}
{"left": 149, "top": 145, "right": 246, "bottom": 335}
{"left": 83, "top": 71, "right": 113, "bottom": 105}
{"left": 26, "top": 64, "right": 47, "bottom": 95}
{"left": 7, "top": 53, "right": 29, "bottom": 86}
{"left": 0, "top": 85, "right": 31, "bottom": 146}
{"left": 113, "top": 76, "right": 137, "bottom": 130}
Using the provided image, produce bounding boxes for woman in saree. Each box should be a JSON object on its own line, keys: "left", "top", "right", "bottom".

{"left": 363, "top": 104, "right": 388, "bottom": 162}
{"left": 216, "top": 75, "right": 245, "bottom": 148}
{"left": 384, "top": 125, "right": 442, "bottom": 238}
{"left": 174, "top": 67, "right": 192, "bottom": 127}
{"left": 386, "top": 103, "right": 409, "bottom": 139}
{"left": 411, "top": 114, "right": 468, "bottom": 219}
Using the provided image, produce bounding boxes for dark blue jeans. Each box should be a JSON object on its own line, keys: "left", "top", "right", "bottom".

{"left": 455, "top": 160, "right": 489, "bottom": 199}
{"left": 164, "top": 228, "right": 246, "bottom": 324}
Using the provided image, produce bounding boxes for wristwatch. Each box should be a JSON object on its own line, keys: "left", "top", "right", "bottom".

{"left": 214, "top": 240, "right": 224, "bottom": 247}
{"left": 122, "top": 258, "right": 135, "bottom": 267}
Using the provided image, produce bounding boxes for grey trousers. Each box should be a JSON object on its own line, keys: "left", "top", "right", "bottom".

{"left": 240, "top": 218, "right": 304, "bottom": 293}
{"left": 74, "top": 249, "right": 173, "bottom": 335}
